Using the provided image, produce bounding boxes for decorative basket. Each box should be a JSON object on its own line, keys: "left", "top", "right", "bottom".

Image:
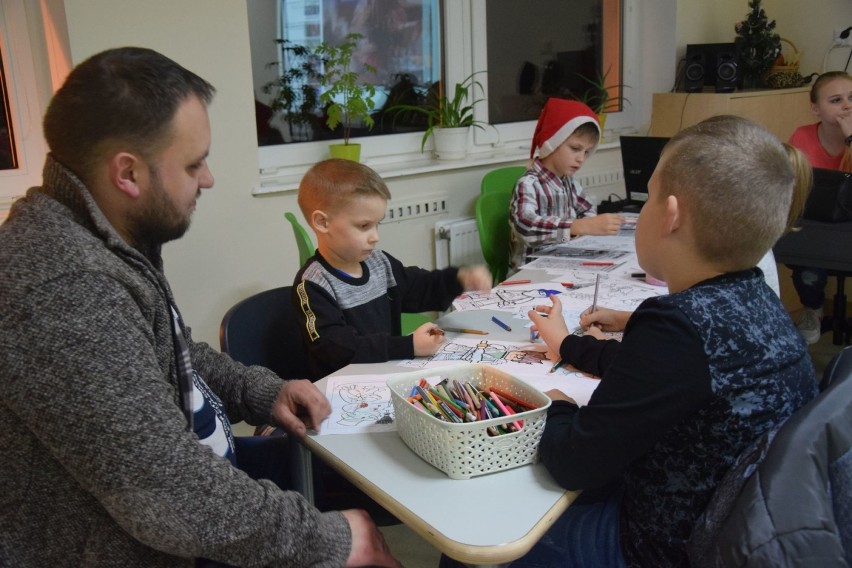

{"left": 763, "top": 38, "right": 805, "bottom": 89}
{"left": 386, "top": 364, "right": 551, "bottom": 479}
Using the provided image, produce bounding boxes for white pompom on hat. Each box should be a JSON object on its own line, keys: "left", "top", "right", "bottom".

{"left": 531, "top": 98, "right": 601, "bottom": 159}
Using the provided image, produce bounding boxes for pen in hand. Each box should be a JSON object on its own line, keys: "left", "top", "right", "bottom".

{"left": 589, "top": 274, "right": 601, "bottom": 328}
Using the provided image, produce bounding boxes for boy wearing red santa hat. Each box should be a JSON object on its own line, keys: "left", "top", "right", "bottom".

{"left": 508, "top": 98, "right": 624, "bottom": 271}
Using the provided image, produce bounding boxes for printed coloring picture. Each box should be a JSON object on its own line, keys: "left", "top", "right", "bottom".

{"left": 321, "top": 375, "right": 397, "bottom": 434}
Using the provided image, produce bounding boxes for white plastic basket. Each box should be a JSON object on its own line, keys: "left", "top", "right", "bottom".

{"left": 386, "top": 364, "right": 551, "bottom": 479}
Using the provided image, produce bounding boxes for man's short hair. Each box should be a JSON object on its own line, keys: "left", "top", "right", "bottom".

{"left": 298, "top": 159, "right": 391, "bottom": 219}
{"left": 43, "top": 47, "right": 215, "bottom": 185}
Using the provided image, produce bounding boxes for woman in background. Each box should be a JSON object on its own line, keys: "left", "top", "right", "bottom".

{"left": 787, "top": 70, "right": 852, "bottom": 344}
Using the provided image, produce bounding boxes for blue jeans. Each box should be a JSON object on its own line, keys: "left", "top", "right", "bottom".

{"left": 791, "top": 266, "right": 827, "bottom": 310}
{"left": 440, "top": 488, "right": 627, "bottom": 568}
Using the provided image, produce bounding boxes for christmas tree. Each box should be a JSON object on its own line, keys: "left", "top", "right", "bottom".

{"left": 735, "top": 0, "right": 782, "bottom": 87}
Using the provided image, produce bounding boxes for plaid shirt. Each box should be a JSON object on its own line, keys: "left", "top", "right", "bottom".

{"left": 509, "top": 158, "right": 596, "bottom": 271}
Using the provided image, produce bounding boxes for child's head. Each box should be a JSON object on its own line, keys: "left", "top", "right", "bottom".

{"left": 808, "top": 71, "right": 852, "bottom": 107}
{"left": 530, "top": 98, "right": 601, "bottom": 176}
{"left": 298, "top": 159, "right": 391, "bottom": 267}
{"left": 646, "top": 115, "right": 801, "bottom": 272}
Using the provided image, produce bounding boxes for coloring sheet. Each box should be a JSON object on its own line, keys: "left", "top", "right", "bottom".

{"left": 518, "top": 366, "right": 601, "bottom": 407}
{"left": 452, "top": 282, "right": 565, "bottom": 313}
{"left": 319, "top": 374, "right": 397, "bottom": 435}
{"left": 397, "top": 337, "right": 554, "bottom": 372}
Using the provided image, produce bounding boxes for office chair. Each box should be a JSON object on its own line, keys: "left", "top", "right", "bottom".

{"left": 480, "top": 165, "right": 526, "bottom": 199}
{"left": 219, "top": 286, "right": 398, "bottom": 523}
{"left": 283, "top": 211, "right": 431, "bottom": 335}
{"left": 689, "top": 345, "right": 852, "bottom": 567}
{"left": 475, "top": 191, "right": 511, "bottom": 283}
{"left": 220, "top": 286, "right": 308, "bottom": 381}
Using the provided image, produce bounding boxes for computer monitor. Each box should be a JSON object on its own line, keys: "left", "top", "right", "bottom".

{"left": 802, "top": 168, "right": 852, "bottom": 223}
{"left": 619, "top": 135, "right": 670, "bottom": 207}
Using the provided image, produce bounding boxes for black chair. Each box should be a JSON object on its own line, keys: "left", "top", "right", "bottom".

{"left": 219, "top": 286, "right": 398, "bottom": 523}
{"left": 689, "top": 345, "right": 852, "bottom": 567}
{"left": 219, "top": 286, "right": 308, "bottom": 380}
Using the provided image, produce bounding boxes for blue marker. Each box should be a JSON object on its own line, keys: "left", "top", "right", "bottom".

{"left": 491, "top": 316, "right": 512, "bottom": 332}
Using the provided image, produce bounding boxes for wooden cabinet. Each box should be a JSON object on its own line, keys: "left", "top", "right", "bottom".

{"left": 649, "top": 87, "right": 813, "bottom": 141}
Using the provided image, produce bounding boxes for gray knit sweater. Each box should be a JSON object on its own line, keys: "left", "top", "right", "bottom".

{"left": 0, "top": 157, "right": 351, "bottom": 567}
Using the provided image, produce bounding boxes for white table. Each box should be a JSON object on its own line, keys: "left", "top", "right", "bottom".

{"left": 302, "top": 363, "right": 578, "bottom": 566}
{"left": 296, "top": 236, "right": 652, "bottom": 566}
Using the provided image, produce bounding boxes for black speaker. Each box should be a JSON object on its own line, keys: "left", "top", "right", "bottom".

{"left": 684, "top": 43, "right": 741, "bottom": 93}
{"left": 714, "top": 50, "right": 739, "bottom": 93}
{"left": 684, "top": 51, "right": 706, "bottom": 93}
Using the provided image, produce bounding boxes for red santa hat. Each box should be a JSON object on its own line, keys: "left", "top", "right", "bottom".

{"left": 530, "top": 98, "right": 601, "bottom": 159}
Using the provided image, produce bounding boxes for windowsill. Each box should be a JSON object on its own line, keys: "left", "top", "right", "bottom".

{"left": 251, "top": 139, "right": 622, "bottom": 196}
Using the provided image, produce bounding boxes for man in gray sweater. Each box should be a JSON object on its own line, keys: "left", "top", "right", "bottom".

{"left": 0, "top": 47, "right": 400, "bottom": 567}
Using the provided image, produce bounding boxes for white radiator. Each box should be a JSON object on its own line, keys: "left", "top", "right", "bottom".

{"left": 434, "top": 218, "right": 486, "bottom": 269}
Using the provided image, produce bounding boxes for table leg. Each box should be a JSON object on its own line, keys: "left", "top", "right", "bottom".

{"left": 289, "top": 439, "right": 315, "bottom": 504}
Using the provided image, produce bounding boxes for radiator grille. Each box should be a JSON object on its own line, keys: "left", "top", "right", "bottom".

{"left": 434, "top": 218, "right": 485, "bottom": 268}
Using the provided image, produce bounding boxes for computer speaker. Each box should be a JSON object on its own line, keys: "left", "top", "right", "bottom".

{"left": 684, "top": 43, "right": 741, "bottom": 93}
{"left": 684, "top": 51, "right": 705, "bottom": 93}
{"left": 714, "top": 50, "right": 739, "bottom": 93}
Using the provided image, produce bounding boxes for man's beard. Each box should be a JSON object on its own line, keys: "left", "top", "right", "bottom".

{"left": 128, "top": 166, "right": 195, "bottom": 246}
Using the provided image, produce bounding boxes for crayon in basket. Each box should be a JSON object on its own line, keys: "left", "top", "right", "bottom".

{"left": 405, "top": 377, "right": 540, "bottom": 435}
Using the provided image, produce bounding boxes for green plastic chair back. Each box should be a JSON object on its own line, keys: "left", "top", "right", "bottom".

{"left": 284, "top": 211, "right": 315, "bottom": 265}
{"left": 475, "top": 192, "right": 511, "bottom": 283}
{"left": 480, "top": 166, "right": 526, "bottom": 200}
{"left": 284, "top": 212, "right": 431, "bottom": 334}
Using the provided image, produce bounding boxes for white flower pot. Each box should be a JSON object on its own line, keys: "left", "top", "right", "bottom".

{"left": 432, "top": 126, "right": 470, "bottom": 160}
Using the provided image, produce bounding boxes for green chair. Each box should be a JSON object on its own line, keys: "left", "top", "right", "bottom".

{"left": 480, "top": 165, "right": 526, "bottom": 199}
{"left": 475, "top": 191, "right": 511, "bottom": 284}
{"left": 285, "top": 211, "right": 315, "bottom": 265}
{"left": 284, "top": 211, "right": 430, "bottom": 335}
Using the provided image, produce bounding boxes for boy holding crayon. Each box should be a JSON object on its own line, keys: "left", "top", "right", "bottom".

{"left": 293, "top": 159, "right": 492, "bottom": 380}
{"left": 508, "top": 98, "right": 624, "bottom": 272}
{"left": 445, "top": 116, "right": 819, "bottom": 567}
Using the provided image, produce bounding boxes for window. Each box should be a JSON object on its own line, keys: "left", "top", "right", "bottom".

{"left": 248, "top": 0, "right": 669, "bottom": 191}
{"left": 252, "top": 0, "right": 440, "bottom": 146}
{"left": 0, "top": 0, "right": 50, "bottom": 200}
{"left": 0, "top": 50, "right": 18, "bottom": 171}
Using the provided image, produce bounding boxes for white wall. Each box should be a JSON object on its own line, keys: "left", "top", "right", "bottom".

{"left": 40, "top": 0, "right": 852, "bottom": 349}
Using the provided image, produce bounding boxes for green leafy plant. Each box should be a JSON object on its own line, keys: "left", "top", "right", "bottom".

{"left": 262, "top": 40, "right": 323, "bottom": 140}
{"left": 572, "top": 67, "right": 631, "bottom": 114}
{"left": 389, "top": 71, "right": 493, "bottom": 152}
{"left": 262, "top": 33, "right": 377, "bottom": 145}
{"left": 315, "top": 33, "right": 377, "bottom": 146}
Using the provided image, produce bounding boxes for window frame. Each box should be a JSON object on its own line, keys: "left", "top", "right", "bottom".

{"left": 254, "top": 0, "right": 650, "bottom": 194}
{"left": 0, "top": 0, "right": 49, "bottom": 200}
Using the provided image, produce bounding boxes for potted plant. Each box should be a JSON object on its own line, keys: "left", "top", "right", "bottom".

{"left": 262, "top": 40, "right": 324, "bottom": 143}
{"left": 315, "top": 33, "right": 377, "bottom": 161}
{"left": 571, "top": 66, "right": 631, "bottom": 139}
{"left": 263, "top": 33, "right": 376, "bottom": 161}
{"left": 389, "top": 71, "right": 493, "bottom": 161}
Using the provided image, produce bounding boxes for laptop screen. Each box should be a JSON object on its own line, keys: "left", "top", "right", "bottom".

{"left": 619, "top": 136, "right": 670, "bottom": 203}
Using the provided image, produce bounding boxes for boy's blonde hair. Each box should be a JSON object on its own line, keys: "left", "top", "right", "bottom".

{"left": 657, "top": 115, "right": 807, "bottom": 269}
{"left": 298, "top": 158, "right": 392, "bottom": 218}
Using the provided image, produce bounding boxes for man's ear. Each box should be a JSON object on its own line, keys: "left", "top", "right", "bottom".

{"left": 109, "top": 152, "right": 143, "bottom": 198}
{"left": 311, "top": 210, "right": 330, "bottom": 233}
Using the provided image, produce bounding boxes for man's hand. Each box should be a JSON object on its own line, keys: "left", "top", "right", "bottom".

{"left": 271, "top": 379, "right": 331, "bottom": 437}
{"left": 342, "top": 509, "right": 403, "bottom": 567}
